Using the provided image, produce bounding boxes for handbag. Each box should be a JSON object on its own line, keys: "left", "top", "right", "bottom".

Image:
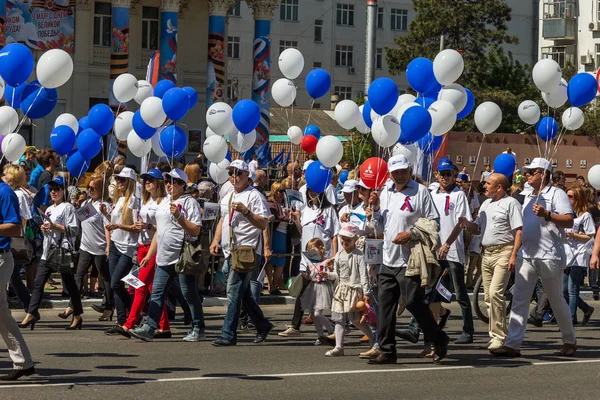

{"left": 228, "top": 194, "right": 256, "bottom": 273}
{"left": 46, "top": 228, "right": 78, "bottom": 274}
{"left": 11, "top": 237, "right": 35, "bottom": 265}
{"left": 175, "top": 240, "right": 204, "bottom": 275}
{"left": 287, "top": 274, "right": 304, "bottom": 297}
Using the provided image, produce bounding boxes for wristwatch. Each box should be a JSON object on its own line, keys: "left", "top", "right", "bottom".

{"left": 544, "top": 211, "right": 552, "bottom": 222}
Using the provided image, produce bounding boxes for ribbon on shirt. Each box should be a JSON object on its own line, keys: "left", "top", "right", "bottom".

{"left": 445, "top": 195, "right": 450, "bottom": 213}
{"left": 400, "top": 196, "right": 414, "bottom": 212}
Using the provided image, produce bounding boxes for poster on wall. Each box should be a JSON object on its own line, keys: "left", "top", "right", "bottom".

{"left": 5, "top": 0, "right": 75, "bottom": 52}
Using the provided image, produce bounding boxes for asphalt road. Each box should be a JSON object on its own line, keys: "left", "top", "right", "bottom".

{"left": 1, "top": 303, "right": 600, "bottom": 400}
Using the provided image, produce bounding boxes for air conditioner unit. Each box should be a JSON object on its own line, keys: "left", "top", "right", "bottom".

{"left": 581, "top": 54, "right": 593, "bottom": 65}
{"left": 589, "top": 22, "right": 600, "bottom": 31}
{"left": 348, "top": 67, "right": 356, "bottom": 75}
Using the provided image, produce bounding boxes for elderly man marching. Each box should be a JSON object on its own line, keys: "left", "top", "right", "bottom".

{"left": 459, "top": 173, "right": 523, "bottom": 351}
{"left": 491, "top": 158, "right": 576, "bottom": 357}
{"left": 367, "top": 154, "right": 449, "bottom": 364}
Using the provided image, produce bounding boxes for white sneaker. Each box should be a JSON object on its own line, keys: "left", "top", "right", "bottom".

{"left": 278, "top": 327, "right": 301, "bottom": 337}
{"left": 325, "top": 346, "right": 344, "bottom": 357}
{"left": 314, "top": 338, "right": 323, "bottom": 346}
{"left": 487, "top": 340, "right": 504, "bottom": 351}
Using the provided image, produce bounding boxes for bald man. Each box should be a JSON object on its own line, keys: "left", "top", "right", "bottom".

{"left": 459, "top": 173, "right": 523, "bottom": 351}
{"left": 254, "top": 170, "right": 268, "bottom": 191}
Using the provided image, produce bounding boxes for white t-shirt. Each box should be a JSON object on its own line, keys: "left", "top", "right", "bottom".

{"left": 137, "top": 198, "right": 160, "bottom": 245}
{"left": 373, "top": 180, "right": 439, "bottom": 268}
{"left": 431, "top": 186, "right": 471, "bottom": 265}
{"left": 299, "top": 204, "right": 341, "bottom": 271}
{"left": 42, "top": 202, "right": 78, "bottom": 260}
{"left": 299, "top": 184, "right": 337, "bottom": 206}
{"left": 476, "top": 195, "right": 523, "bottom": 247}
{"left": 522, "top": 184, "right": 573, "bottom": 260}
{"left": 155, "top": 195, "right": 202, "bottom": 266}
{"left": 338, "top": 201, "right": 368, "bottom": 233}
{"left": 218, "top": 180, "right": 234, "bottom": 202}
{"left": 79, "top": 199, "right": 110, "bottom": 256}
{"left": 110, "top": 197, "right": 139, "bottom": 258}
{"left": 469, "top": 193, "right": 480, "bottom": 215}
{"left": 219, "top": 186, "right": 270, "bottom": 259}
{"left": 249, "top": 160, "right": 258, "bottom": 174}
{"left": 14, "top": 188, "right": 32, "bottom": 221}
{"left": 564, "top": 212, "right": 596, "bottom": 268}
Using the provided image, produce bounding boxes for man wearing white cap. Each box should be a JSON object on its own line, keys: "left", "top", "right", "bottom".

{"left": 299, "top": 160, "right": 337, "bottom": 206}
{"left": 491, "top": 158, "right": 577, "bottom": 357}
{"left": 368, "top": 154, "right": 449, "bottom": 364}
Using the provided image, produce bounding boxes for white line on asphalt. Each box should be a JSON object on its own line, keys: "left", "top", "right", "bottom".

{"left": 2, "top": 358, "right": 600, "bottom": 389}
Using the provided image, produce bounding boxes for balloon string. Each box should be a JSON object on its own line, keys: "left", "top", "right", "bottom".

{"left": 305, "top": 99, "right": 315, "bottom": 128}
{"left": 467, "top": 136, "right": 485, "bottom": 198}
{"left": 535, "top": 127, "right": 542, "bottom": 159}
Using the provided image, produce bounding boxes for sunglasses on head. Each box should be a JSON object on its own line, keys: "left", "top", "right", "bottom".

{"left": 228, "top": 170, "right": 244, "bottom": 177}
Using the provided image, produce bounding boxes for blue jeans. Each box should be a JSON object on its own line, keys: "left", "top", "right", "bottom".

{"left": 563, "top": 266, "right": 591, "bottom": 321}
{"left": 221, "top": 257, "right": 271, "bottom": 343}
{"left": 147, "top": 264, "right": 205, "bottom": 332}
{"left": 108, "top": 243, "right": 133, "bottom": 325}
{"left": 9, "top": 263, "right": 30, "bottom": 312}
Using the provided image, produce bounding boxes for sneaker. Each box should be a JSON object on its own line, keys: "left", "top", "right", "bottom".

{"left": 438, "top": 309, "right": 452, "bottom": 330}
{"left": 582, "top": 307, "right": 595, "bottom": 326}
{"left": 104, "top": 325, "right": 123, "bottom": 336}
{"left": 212, "top": 337, "right": 236, "bottom": 347}
{"left": 314, "top": 338, "right": 323, "bottom": 346}
{"left": 454, "top": 333, "right": 473, "bottom": 344}
{"left": 527, "top": 316, "right": 543, "bottom": 328}
{"left": 278, "top": 327, "right": 301, "bottom": 337}
{"left": 318, "top": 334, "right": 336, "bottom": 347}
{"left": 129, "top": 325, "right": 154, "bottom": 342}
{"left": 183, "top": 330, "right": 205, "bottom": 342}
{"left": 487, "top": 340, "right": 504, "bottom": 351}
{"left": 325, "top": 346, "right": 344, "bottom": 357}
{"left": 302, "top": 315, "right": 313, "bottom": 325}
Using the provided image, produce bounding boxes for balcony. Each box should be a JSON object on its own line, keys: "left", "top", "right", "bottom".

{"left": 92, "top": 46, "right": 110, "bottom": 66}
{"left": 542, "top": 1, "right": 576, "bottom": 40}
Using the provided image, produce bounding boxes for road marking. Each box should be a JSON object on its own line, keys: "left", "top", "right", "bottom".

{"left": 2, "top": 358, "right": 600, "bottom": 389}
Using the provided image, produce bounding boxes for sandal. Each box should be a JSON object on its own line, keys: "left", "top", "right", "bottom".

{"left": 559, "top": 343, "right": 577, "bottom": 357}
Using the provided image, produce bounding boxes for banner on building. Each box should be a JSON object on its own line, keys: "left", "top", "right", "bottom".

{"left": 5, "top": 0, "right": 75, "bottom": 52}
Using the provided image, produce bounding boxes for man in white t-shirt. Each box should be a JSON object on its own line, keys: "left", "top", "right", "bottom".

{"left": 248, "top": 155, "right": 259, "bottom": 174}
{"left": 490, "top": 158, "right": 576, "bottom": 357}
{"left": 210, "top": 160, "right": 273, "bottom": 347}
{"left": 461, "top": 173, "right": 523, "bottom": 350}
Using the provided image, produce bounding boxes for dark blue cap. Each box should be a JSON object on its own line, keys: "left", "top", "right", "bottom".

{"left": 140, "top": 168, "right": 164, "bottom": 181}
{"left": 436, "top": 157, "right": 454, "bottom": 172}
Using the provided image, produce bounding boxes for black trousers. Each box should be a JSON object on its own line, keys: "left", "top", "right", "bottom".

{"left": 28, "top": 259, "right": 83, "bottom": 316}
{"left": 69, "top": 250, "right": 111, "bottom": 310}
{"left": 441, "top": 260, "right": 475, "bottom": 335}
{"left": 291, "top": 278, "right": 311, "bottom": 330}
{"left": 377, "top": 265, "right": 443, "bottom": 356}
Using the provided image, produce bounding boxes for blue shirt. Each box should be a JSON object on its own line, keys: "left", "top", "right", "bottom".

{"left": 0, "top": 182, "right": 21, "bottom": 249}
{"left": 29, "top": 163, "right": 44, "bottom": 189}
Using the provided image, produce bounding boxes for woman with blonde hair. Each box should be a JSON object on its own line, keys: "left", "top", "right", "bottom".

{"left": 184, "top": 163, "right": 201, "bottom": 185}
{"left": 265, "top": 181, "right": 289, "bottom": 294}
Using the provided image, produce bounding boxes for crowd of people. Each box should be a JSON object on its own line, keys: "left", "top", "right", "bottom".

{"left": 1, "top": 145, "right": 599, "bottom": 380}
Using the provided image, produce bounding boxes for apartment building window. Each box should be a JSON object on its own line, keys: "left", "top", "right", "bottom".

{"left": 141, "top": 6, "right": 159, "bottom": 50}
{"left": 279, "top": 40, "right": 298, "bottom": 54}
{"left": 334, "top": 86, "right": 352, "bottom": 101}
{"left": 228, "top": 36, "right": 240, "bottom": 59}
{"left": 335, "top": 45, "right": 353, "bottom": 67}
{"left": 280, "top": 0, "right": 299, "bottom": 21}
{"left": 93, "top": 2, "right": 111, "bottom": 46}
{"left": 313, "top": 61, "right": 322, "bottom": 68}
{"left": 376, "top": 48, "right": 383, "bottom": 69}
{"left": 228, "top": 0, "right": 241, "bottom": 16}
{"left": 390, "top": 9, "right": 408, "bottom": 31}
{"left": 336, "top": 4, "right": 354, "bottom": 26}
{"left": 596, "top": 44, "right": 600, "bottom": 69}
{"left": 541, "top": 45, "right": 573, "bottom": 68}
{"left": 314, "top": 19, "right": 323, "bottom": 42}
{"left": 377, "top": 7, "right": 384, "bottom": 29}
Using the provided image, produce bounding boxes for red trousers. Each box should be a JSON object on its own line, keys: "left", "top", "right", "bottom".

{"left": 123, "top": 244, "right": 170, "bottom": 331}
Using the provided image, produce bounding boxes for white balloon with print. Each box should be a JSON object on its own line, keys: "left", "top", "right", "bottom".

{"left": 134, "top": 80, "right": 154, "bottom": 105}
{"left": 54, "top": 113, "right": 79, "bottom": 134}
{"left": 272, "top": 78, "right": 297, "bottom": 107}
{"left": 127, "top": 130, "right": 152, "bottom": 157}
{"left": 316, "top": 136, "right": 344, "bottom": 168}
{"left": 36, "top": 49, "right": 73, "bottom": 89}
{"left": 278, "top": 48, "right": 304, "bottom": 80}
{"left": 542, "top": 78, "right": 568, "bottom": 108}
{"left": 392, "top": 143, "right": 418, "bottom": 167}
{"left": 112, "top": 73, "right": 139, "bottom": 103}
{"left": 203, "top": 135, "right": 228, "bottom": 163}
{"left": 140, "top": 97, "right": 167, "bottom": 128}
{"left": 390, "top": 94, "right": 417, "bottom": 117}
{"left": 588, "top": 164, "right": 600, "bottom": 190}
{"left": 355, "top": 105, "right": 370, "bottom": 134}
{"left": 0, "top": 106, "right": 19, "bottom": 135}
{"left": 287, "top": 125, "right": 303, "bottom": 145}
{"left": 562, "top": 107, "right": 584, "bottom": 131}
{"left": 532, "top": 58, "right": 562, "bottom": 93}
{"left": 474, "top": 101, "right": 502, "bottom": 135}
{"left": 230, "top": 129, "right": 257, "bottom": 153}
{"left": 151, "top": 128, "right": 167, "bottom": 157}
{"left": 334, "top": 100, "right": 361, "bottom": 130}
{"left": 210, "top": 161, "right": 230, "bottom": 184}
{"left": 428, "top": 100, "right": 456, "bottom": 136}
{"left": 517, "top": 100, "right": 540, "bottom": 125}
{"left": 433, "top": 49, "right": 464, "bottom": 85}
{"left": 206, "top": 102, "right": 234, "bottom": 136}
{"left": 437, "top": 83, "right": 467, "bottom": 113}
{"left": 1, "top": 133, "right": 26, "bottom": 162}
{"left": 113, "top": 111, "right": 135, "bottom": 141}
{"left": 371, "top": 115, "right": 400, "bottom": 148}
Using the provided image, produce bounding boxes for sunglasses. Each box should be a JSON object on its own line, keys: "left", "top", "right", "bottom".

{"left": 49, "top": 186, "right": 63, "bottom": 192}
{"left": 166, "top": 179, "right": 185, "bottom": 186}
{"left": 144, "top": 177, "right": 156, "bottom": 184}
{"left": 439, "top": 171, "right": 453, "bottom": 177}
{"left": 115, "top": 176, "right": 128, "bottom": 183}
{"left": 524, "top": 170, "right": 542, "bottom": 176}
{"left": 87, "top": 186, "right": 96, "bottom": 191}
{"left": 228, "top": 170, "right": 245, "bottom": 177}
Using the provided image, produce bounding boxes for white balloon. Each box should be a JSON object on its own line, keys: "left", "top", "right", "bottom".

{"left": 316, "top": 136, "right": 344, "bottom": 168}
{"left": 392, "top": 143, "right": 418, "bottom": 166}
{"left": 394, "top": 102, "right": 419, "bottom": 120}
{"left": 272, "top": 78, "right": 297, "bottom": 107}
{"left": 0, "top": 106, "right": 19, "bottom": 135}
{"left": 370, "top": 109, "right": 380, "bottom": 123}
{"left": 54, "top": 113, "right": 79, "bottom": 133}
{"left": 206, "top": 127, "right": 217, "bottom": 138}
{"left": 588, "top": 165, "right": 600, "bottom": 189}
{"left": 371, "top": 115, "right": 400, "bottom": 148}
{"left": 437, "top": 83, "right": 467, "bottom": 113}
{"left": 355, "top": 105, "right": 370, "bottom": 134}
{"left": 113, "top": 111, "right": 135, "bottom": 141}
{"left": 433, "top": 49, "right": 464, "bottom": 85}
{"left": 206, "top": 102, "right": 234, "bottom": 135}
{"left": 518, "top": 100, "right": 540, "bottom": 125}
{"left": 1, "top": 133, "right": 26, "bottom": 162}
{"left": 134, "top": 80, "right": 154, "bottom": 104}
{"left": 0, "top": 77, "right": 5, "bottom": 99}
{"left": 36, "top": 49, "right": 73, "bottom": 89}
{"left": 287, "top": 126, "right": 303, "bottom": 145}
{"left": 562, "top": 107, "right": 584, "bottom": 131}
{"left": 278, "top": 48, "right": 304, "bottom": 80}
{"left": 113, "top": 73, "right": 139, "bottom": 103}
{"left": 474, "top": 102, "right": 502, "bottom": 134}
{"left": 151, "top": 128, "right": 166, "bottom": 157}
{"left": 140, "top": 96, "right": 167, "bottom": 128}
{"left": 542, "top": 78, "right": 568, "bottom": 108}
{"left": 428, "top": 100, "right": 457, "bottom": 136}
{"left": 203, "top": 135, "right": 228, "bottom": 163}
{"left": 210, "top": 162, "right": 230, "bottom": 184}
{"left": 334, "top": 100, "right": 361, "bottom": 130}
{"left": 127, "top": 130, "right": 152, "bottom": 157}
{"left": 217, "top": 158, "right": 231, "bottom": 170}
{"left": 230, "top": 129, "right": 256, "bottom": 152}
{"left": 389, "top": 94, "right": 417, "bottom": 117}
{"left": 532, "top": 58, "right": 562, "bottom": 93}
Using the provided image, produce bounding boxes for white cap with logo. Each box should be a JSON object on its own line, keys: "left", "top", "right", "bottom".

{"left": 228, "top": 159, "right": 250, "bottom": 172}
{"left": 524, "top": 157, "right": 551, "bottom": 172}
{"left": 341, "top": 180, "right": 358, "bottom": 193}
{"left": 388, "top": 154, "right": 411, "bottom": 172}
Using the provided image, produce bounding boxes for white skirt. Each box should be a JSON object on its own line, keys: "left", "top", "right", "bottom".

{"left": 300, "top": 281, "right": 333, "bottom": 313}
{"left": 331, "top": 284, "right": 364, "bottom": 314}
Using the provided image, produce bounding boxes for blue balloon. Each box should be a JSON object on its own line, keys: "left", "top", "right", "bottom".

{"left": 536, "top": 116, "right": 559, "bottom": 141}
{"left": 232, "top": 99, "right": 260, "bottom": 134}
{"left": 417, "top": 132, "right": 443, "bottom": 155}
{"left": 406, "top": 57, "right": 439, "bottom": 94}
{"left": 568, "top": 73, "right": 598, "bottom": 107}
{"left": 78, "top": 116, "right": 90, "bottom": 133}
{"left": 339, "top": 170, "right": 349, "bottom": 184}
{"left": 362, "top": 102, "right": 373, "bottom": 128}
{"left": 160, "top": 125, "right": 187, "bottom": 158}
{"left": 493, "top": 153, "right": 516, "bottom": 178}
{"left": 132, "top": 111, "right": 157, "bottom": 140}
{"left": 415, "top": 96, "right": 435, "bottom": 109}
{"left": 399, "top": 106, "right": 432, "bottom": 145}
{"left": 367, "top": 77, "right": 399, "bottom": 115}
{"left": 0, "top": 43, "right": 34, "bottom": 86}
{"left": 154, "top": 80, "right": 176, "bottom": 99}
{"left": 77, "top": 129, "right": 102, "bottom": 160}
{"left": 457, "top": 89, "right": 475, "bottom": 120}
{"left": 88, "top": 104, "right": 114, "bottom": 136}
{"left": 305, "top": 161, "right": 333, "bottom": 194}
{"left": 423, "top": 80, "right": 442, "bottom": 98}
{"left": 66, "top": 151, "right": 91, "bottom": 177}
{"left": 183, "top": 86, "right": 198, "bottom": 109}
{"left": 162, "top": 87, "right": 190, "bottom": 121}
{"left": 20, "top": 81, "right": 57, "bottom": 119}
{"left": 225, "top": 149, "right": 232, "bottom": 162}
{"left": 50, "top": 125, "right": 76, "bottom": 156}
{"left": 4, "top": 84, "right": 26, "bottom": 109}
{"left": 304, "top": 125, "right": 321, "bottom": 139}
{"left": 306, "top": 68, "right": 331, "bottom": 99}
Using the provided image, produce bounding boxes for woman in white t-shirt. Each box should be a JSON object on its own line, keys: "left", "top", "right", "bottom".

{"left": 265, "top": 181, "right": 289, "bottom": 294}
{"left": 100, "top": 167, "right": 139, "bottom": 331}
{"left": 130, "top": 168, "right": 205, "bottom": 342}
{"left": 563, "top": 187, "right": 595, "bottom": 325}
{"left": 19, "top": 176, "right": 82, "bottom": 330}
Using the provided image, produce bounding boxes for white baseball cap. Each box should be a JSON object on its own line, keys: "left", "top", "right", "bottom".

{"left": 113, "top": 167, "right": 137, "bottom": 181}
{"left": 341, "top": 180, "right": 359, "bottom": 193}
{"left": 302, "top": 160, "right": 315, "bottom": 171}
{"left": 163, "top": 168, "right": 188, "bottom": 183}
{"left": 388, "top": 154, "right": 411, "bottom": 172}
{"left": 357, "top": 180, "right": 371, "bottom": 190}
{"left": 524, "top": 157, "right": 551, "bottom": 172}
{"left": 228, "top": 159, "right": 249, "bottom": 172}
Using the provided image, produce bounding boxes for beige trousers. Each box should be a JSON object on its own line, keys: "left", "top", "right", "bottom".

{"left": 481, "top": 244, "right": 513, "bottom": 342}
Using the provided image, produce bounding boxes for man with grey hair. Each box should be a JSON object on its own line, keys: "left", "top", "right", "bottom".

{"left": 113, "top": 155, "right": 126, "bottom": 166}
{"left": 254, "top": 169, "right": 268, "bottom": 192}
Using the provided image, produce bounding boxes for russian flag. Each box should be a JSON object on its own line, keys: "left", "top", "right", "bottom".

{"left": 146, "top": 51, "right": 160, "bottom": 87}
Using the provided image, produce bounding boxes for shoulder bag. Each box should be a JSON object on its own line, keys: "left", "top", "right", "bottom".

{"left": 175, "top": 239, "right": 205, "bottom": 275}
{"left": 229, "top": 193, "right": 256, "bottom": 273}
{"left": 47, "top": 229, "right": 78, "bottom": 274}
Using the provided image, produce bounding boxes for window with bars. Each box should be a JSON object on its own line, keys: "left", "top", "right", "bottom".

{"left": 228, "top": 36, "right": 240, "bottom": 59}
{"left": 334, "top": 86, "right": 352, "bottom": 100}
{"left": 142, "top": 6, "right": 159, "bottom": 50}
{"left": 93, "top": 2, "right": 111, "bottom": 46}
{"left": 279, "top": 40, "right": 298, "bottom": 54}
{"left": 376, "top": 48, "right": 383, "bottom": 69}
{"left": 314, "top": 19, "right": 323, "bottom": 42}
{"left": 541, "top": 46, "right": 574, "bottom": 68}
{"left": 336, "top": 4, "right": 354, "bottom": 26}
{"left": 377, "top": 7, "right": 384, "bottom": 29}
{"left": 390, "top": 9, "right": 408, "bottom": 31}
{"left": 335, "top": 45, "right": 353, "bottom": 67}
{"left": 280, "top": 0, "right": 299, "bottom": 21}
